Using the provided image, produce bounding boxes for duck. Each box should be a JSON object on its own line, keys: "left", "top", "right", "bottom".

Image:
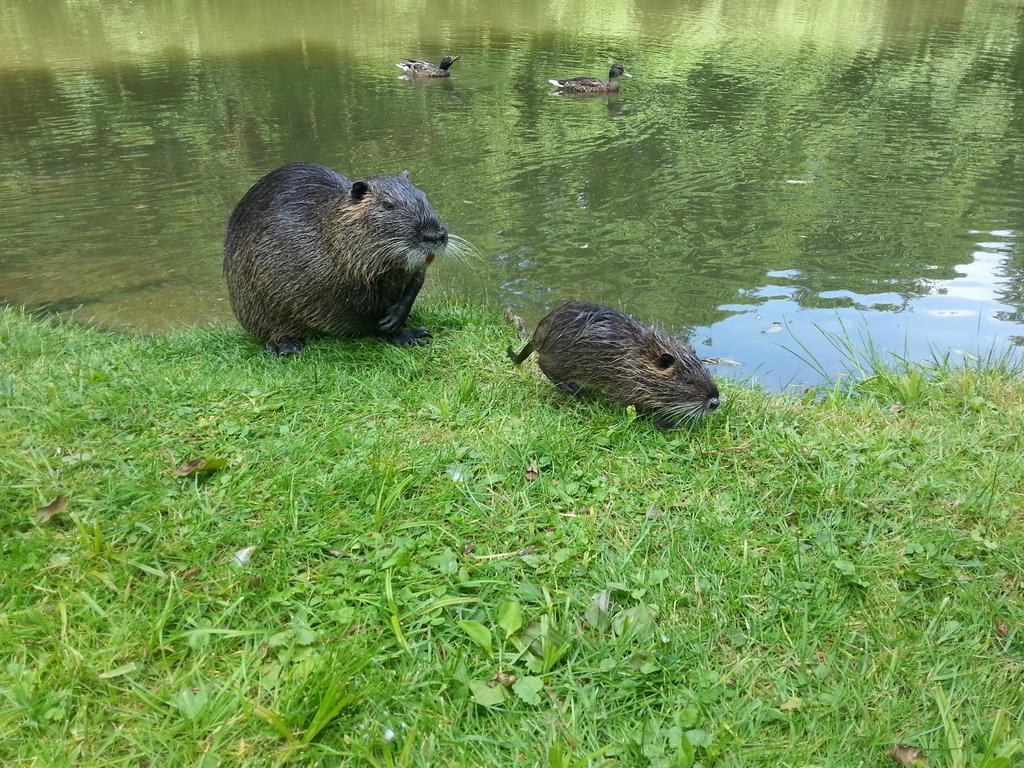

{"left": 549, "top": 63, "right": 632, "bottom": 94}
{"left": 397, "top": 55, "right": 460, "bottom": 78}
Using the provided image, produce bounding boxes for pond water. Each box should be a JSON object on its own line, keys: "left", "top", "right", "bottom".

{"left": 1, "top": 0, "right": 1022, "bottom": 388}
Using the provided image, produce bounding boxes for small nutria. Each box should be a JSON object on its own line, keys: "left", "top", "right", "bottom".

{"left": 507, "top": 301, "right": 721, "bottom": 428}
{"left": 224, "top": 162, "right": 455, "bottom": 355}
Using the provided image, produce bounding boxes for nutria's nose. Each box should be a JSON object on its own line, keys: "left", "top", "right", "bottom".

{"left": 420, "top": 225, "right": 448, "bottom": 244}
{"left": 707, "top": 396, "right": 720, "bottom": 411}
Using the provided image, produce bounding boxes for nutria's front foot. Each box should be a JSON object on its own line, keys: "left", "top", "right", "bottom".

{"left": 264, "top": 337, "right": 305, "bottom": 356}
{"left": 654, "top": 417, "right": 681, "bottom": 431}
{"left": 387, "top": 327, "right": 432, "bottom": 347}
{"left": 554, "top": 381, "right": 583, "bottom": 396}
{"left": 378, "top": 305, "right": 407, "bottom": 334}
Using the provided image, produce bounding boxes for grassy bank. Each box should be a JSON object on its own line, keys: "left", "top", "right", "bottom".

{"left": 1, "top": 304, "right": 1022, "bottom": 767}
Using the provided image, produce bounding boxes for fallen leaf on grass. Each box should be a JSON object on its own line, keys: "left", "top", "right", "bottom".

{"left": 468, "top": 679, "right": 506, "bottom": 707}
{"left": 457, "top": 620, "right": 492, "bottom": 654}
{"left": 779, "top": 695, "right": 803, "bottom": 711}
{"left": 890, "top": 745, "right": 928, "bottom": 766}
{"left": 511, "top": 675, "right": 543, "bottom": 705}
{"left": 35, "top": 495, "right": 68, "bottom": 525}
{"left": 525, "top": 460, "right": 539, "bottom": 482}
{"left": 98, "top": 661, "right": 143, "bottom": 679}
{"left": 181, "top": 566, "right": 202, "bottom": 579}
{"left": 612, "top": 603, "right": 657, "bottom": 636}
{"left": 497, "top": 601, "right": 523, "bottom": 638}
{"left": 584, "top": 589, "right": 612, "bottom": 630}
{"left": 995, "top": 619, "right": 1009, "bottom": 637}
{"left": 171, "top": 457, "right": 227, "bottom": 477}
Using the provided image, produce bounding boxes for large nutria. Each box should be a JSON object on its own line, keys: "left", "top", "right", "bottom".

{"left": 507, "top": 301, "right": 721, "bottom": 428}
{"left": 224, "top": 162, "right": 456, "bottom": 355}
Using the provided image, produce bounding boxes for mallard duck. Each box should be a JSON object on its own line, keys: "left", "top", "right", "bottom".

{"left": 397, "top": 55, "right": 460, "bottom": 78}
{"left": 549, "top": 63, "right": 632, "bottom": 94}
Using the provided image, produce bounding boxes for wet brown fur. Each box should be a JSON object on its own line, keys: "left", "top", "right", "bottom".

{"left": 224, "top": 163, "right": 448, "bottom": 350}
{"left": 508, "top": 301, "right": 720, "bottom": 426}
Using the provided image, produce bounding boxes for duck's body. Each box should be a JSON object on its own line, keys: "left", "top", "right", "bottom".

{"left": 549, "top": 63, "right": 632, "bottom": 94}
{"left": 397, "top": 55, "right": 460, "bottom": 78}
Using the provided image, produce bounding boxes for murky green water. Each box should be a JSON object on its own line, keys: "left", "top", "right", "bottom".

{"left": 1, "top": 0, "right": 1022, "bottom": 387}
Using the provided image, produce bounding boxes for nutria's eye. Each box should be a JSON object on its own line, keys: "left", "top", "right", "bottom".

{"left": 351, "top": 181, "right": 369, "bottom": 201}
{"left": 654, "top": 353, "right": 675, "bottom": 370}
{"left": 381, "top": 199, "right": 397, "bottom": 211}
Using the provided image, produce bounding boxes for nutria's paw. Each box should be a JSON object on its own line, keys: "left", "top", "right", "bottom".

{"left": 554, "top": 381, "right": 583, "bottom": 396}
{"left": 378, "top": 306, "right": 407, "bottom": 334}
{"left": 264, "top": 337, "right": 305, "bottom": 357}
{"left": 654, "top": 417, "right": 681, "bottom": 431}
{"left": 388, "top": 327, "right": 432, "bottom": 347}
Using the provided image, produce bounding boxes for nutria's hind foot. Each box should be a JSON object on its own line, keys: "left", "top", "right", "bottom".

{"left": 387, "top": 327, "right": 432, "bottom": 347}
{"left": 554, "top": 381, "right": 583, "bottom": 396}
{"left": 264, "top": 337, "right": 306, "bottom": 356}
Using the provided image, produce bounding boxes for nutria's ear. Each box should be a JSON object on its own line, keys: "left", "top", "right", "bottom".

{"left": 400, "top": 169, "right": 410, "bottom": 179}
{"left": 654, "top": 353, "right": 676, "bottom": 370}
{"left": 351, "top": 181, "right": 369, "bottom": 201}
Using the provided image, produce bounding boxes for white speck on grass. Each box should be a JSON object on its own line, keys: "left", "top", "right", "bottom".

{"left": 446, "top": 464, "right": 468, "bottom": 483}
{"left": 383, "top": 728, "right": 396, "bottom": 742}
{"left": 232, "top": 546, "right": 257, "bottom": 567}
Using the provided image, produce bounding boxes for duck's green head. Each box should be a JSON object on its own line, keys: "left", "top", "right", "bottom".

{"left": 609, "top": 63, "right": 632, "bottom": 79}
{"left": 440, "top": 55, "right": 461, "bottom": 70}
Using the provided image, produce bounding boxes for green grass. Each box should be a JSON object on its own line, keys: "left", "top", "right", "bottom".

{"left": 1, "top": 303, "right": 1022, "bottom": 767}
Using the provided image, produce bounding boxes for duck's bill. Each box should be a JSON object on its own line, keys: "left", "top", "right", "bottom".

{"left": 451, "top": 55, "right": 461, "bottom": 62}
{"left": 623, "top": 71, "right": 633, "bottom": 77}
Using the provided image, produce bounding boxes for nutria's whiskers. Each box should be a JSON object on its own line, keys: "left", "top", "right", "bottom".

{"left": 656, "top": 401, "right": 706, "bottom": 423}
{"left": 443, "top": 233, "right": 479, "bottom": 265}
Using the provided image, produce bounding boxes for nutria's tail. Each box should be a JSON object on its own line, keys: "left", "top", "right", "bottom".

{"left": 507, "top": 341, "right": 534, "bottom": 365}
